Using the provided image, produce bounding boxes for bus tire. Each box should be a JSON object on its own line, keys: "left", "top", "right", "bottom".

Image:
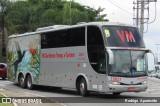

{"left": 26, "top": 75, "right": 34, "bottom": 90}
{"left": 79, "top": 78, "right": 88, "bottom": 97}
{"left": 113, "top": 92, "right": 121, "bottom": 95}
{"left": 18, "top": 75, "right": 25, "bottom": 88}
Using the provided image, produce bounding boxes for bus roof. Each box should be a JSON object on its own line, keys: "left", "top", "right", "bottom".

{"left": 8, "top": 22, "right": 136, "bottom": 38}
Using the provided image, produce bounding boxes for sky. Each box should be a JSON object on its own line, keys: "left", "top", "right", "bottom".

{"left": 74, "top": 0, "right": 160, "bottom": 70}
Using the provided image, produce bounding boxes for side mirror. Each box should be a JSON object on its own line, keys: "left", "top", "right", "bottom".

{"left": 154, "top": 53, "right": 158, "bottom": 64}
{"left": 106, "top": 48, "right": 114, "bottom": 64}
{"left": 146, "top": 49, "right": 158, "bottom": 64}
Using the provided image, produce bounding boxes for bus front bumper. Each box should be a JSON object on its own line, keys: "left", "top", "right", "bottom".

{"left": 108, "top": 84, "right": 148, "bottom": 93}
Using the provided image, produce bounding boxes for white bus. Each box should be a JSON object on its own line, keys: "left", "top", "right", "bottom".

{"left": 8, "top": 22, "right": 150, "bottom": 96}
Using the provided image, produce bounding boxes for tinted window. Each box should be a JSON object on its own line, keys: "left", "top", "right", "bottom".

{"left": 41, "top": 27, "right": 85, "bottom": 48}
{"left": 71, "top": 27, "right": 85, "bottom": 46}
{"left": 41, "top": 31, "right": 58, "bottom": 48}
{"left": 87, "top": 26, "right": 106, "bottom": 74}
{"left": 87, "top": 26, "right": 104, "bottom": 46}
{"left": 59, "top": 30, "right": 70, "bottom": 47}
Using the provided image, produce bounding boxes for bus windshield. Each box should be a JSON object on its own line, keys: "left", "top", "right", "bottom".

{"left": 103, "top": 26, "right": 145, "bottom": 48}
{"left": 108, "top": 50, "right": 148, "bottom": 77}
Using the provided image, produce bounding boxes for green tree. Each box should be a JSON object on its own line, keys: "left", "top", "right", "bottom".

{"left": 5, "top": 0, "right": 108, "bottom": 34}
{"left": 1, "top": 0, "right": 108, "bottom": 62}
{"left": 28, "top": 1, "right": 44, "bottom": 31}
{"left": 5, "top": 1, "right": 30, "bottom": 34}
{"left": 95, "top": 7, "right": 108, "bottom": 21}
{"left": 0, "top": 0, "right": 10, "bottom": 62}
{"left": 62, "top": 2, "right": 72, "bottom": 24}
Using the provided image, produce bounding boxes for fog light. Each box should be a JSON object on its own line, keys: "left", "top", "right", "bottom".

{"left": 142, "top": 81, "right": 148, "bottom": 84}
{"left": 112, "top": 82, "right": 120, "bottom": 85}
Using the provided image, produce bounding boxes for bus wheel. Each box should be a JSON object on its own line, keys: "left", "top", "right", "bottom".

{"left": 79, "top": 78, "right": 88, "bottom": 96}
{"left": 26, "top": 75, "right": 34, "bottom": 90}
{"left": 18, "top": 75, "right": 25, "bottom": 88}
{"left": 113, "top": 93, "right": 121, "bottom": 95}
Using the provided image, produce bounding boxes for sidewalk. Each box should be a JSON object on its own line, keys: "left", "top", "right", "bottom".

{"left": 0, "top": 88, "right": 65, "bottom": 106}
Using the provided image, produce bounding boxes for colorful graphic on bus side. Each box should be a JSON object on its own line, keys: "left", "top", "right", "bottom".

{"left": 8, "top": 35, "right": 40, "bottom": 84}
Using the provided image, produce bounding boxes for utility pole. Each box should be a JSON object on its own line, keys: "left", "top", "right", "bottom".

{"left": 0, "top": 27, "right": 2, "bottom": 62}
{"left": 0, "top": 15, "right": 5, "bottom": 62}
{"left": 136, "top": 2, "right": 139, "bottom": 27}
{"left": 140, "top": 0, "right": 144, "bottom": 37}
{"left": 0, "top": 0, "right": 8, "bottom": 62}
{"left": 133, "top": 0, "right": 157, "bottom": 38}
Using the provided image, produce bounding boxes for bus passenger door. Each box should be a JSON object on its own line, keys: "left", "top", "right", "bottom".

{"left": 87, "top": 26, "right": 107, "bottom": 91}
{"left": 87, "top": 26, "right": 106, "bottom": 74}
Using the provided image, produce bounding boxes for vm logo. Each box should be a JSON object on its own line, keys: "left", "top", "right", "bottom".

{"left": 117, "top": 30, "right": 136, "bottom": 43}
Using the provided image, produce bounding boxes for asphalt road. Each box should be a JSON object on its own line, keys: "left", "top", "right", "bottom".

{"left": 0, "top": 77, "right": 160, "bottom": 106}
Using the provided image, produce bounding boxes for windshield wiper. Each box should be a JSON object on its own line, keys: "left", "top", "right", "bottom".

{"left": 109, "top": 72, "right": 132, "bottom": 76}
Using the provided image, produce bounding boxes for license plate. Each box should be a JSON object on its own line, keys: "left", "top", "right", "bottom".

{"left": 128, "top": 87, "right": 136, "bottom": 91}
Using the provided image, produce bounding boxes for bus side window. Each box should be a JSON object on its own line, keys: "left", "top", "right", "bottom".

{"left": 70, "top": 27, "right": 85, "bottom": 46}
{"left": 41, "top": 32, "right": 58, "bottom": 49}
{"left": 41, "top": 34, "right": 47, "bottom": 48}
{"left": 87, "top": 26, "right": 106, "bottom": 74}
{"left": 58, "top": 30, "right": 70, "bottom": 47}
{"left": 41, "top": 27, "right": 85, "bottom": 49}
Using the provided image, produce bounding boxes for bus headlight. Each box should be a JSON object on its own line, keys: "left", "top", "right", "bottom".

{"left": 112, "top": 82, "right": 120, "bottom": 85}
{"left": 141, "top": 81, "right": 148, "bottom": 85}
